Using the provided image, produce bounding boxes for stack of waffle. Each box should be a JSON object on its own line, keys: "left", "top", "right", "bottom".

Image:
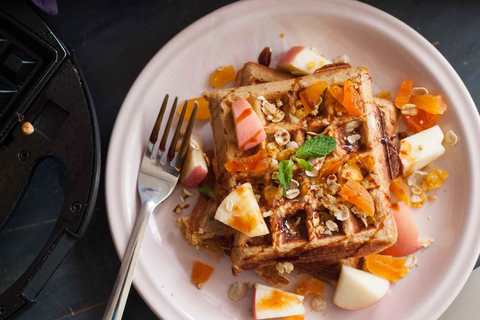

{"left": 179, "top": 62, "right": 399, "bottom": 283}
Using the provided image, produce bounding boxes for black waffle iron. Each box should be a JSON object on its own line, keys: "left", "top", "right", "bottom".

{"left": 0, "top": 2, "right": 100, "bottom": 319}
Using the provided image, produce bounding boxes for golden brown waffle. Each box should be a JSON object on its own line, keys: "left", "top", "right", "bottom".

{"left": 206, "top": 66, "right": 397, "bottom": 274}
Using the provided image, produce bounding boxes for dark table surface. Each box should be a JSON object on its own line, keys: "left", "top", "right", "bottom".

{"left": 1, "top": 1, "right": 479, "bottom": 319}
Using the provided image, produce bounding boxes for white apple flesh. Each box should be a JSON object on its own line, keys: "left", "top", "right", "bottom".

{"left": 399, "top": 125, "right": 445, "bottom": 176}
{"left": 180, "top": 137, "right": 208, "bottom": 188}
{"left": 333, "top": 265, "right": 390, "bottom": 310}
{"left": 253, "top": 284, "right": 305, "bottom": 320}
{"left": 278, "top": 46, "right": 331, "bottom": 75}
{"left": 214, "top": 183, "right": 269, "bottom": 237}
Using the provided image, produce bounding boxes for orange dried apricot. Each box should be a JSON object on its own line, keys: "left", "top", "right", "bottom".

{"left": 299, "top": 81, "right": 328, "bottom": 114}
{"left": 411, "top": 94, "right": 446, "bottom": 115}
{"left": 225, "top": 150, "right": 269, "bottom": 175}
{"left": 342, "top": 79, "right": 363, "bottom": 116}
{"left": 182, "top": 96, "right": 210, "bottom": 120}
{"left": 403, "top": 108, "right": 440, "bottom": 133}
{"left": 295, "top": 276, "right": 325, "bottom": 297}
{"left": 390, "top": 177, "right": 410, "bottom": 204}
{"left": 364, "top": 254, "right": 409, "bottom": 282}
{"left": 208, "top": 65, "right": 236, "bottom": 88}
{"left": 339, "top": 179, "right": 375, "bottom": 217}
{"left": 191, "top": 260, "right": 214, "bottom": 289}
{"left": 328, "top": 85, "right": 344, "bottom": 104}
{"left": 394, "top": 80, "right": 413, "bottom": 108}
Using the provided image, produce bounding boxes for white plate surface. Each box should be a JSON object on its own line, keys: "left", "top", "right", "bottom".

{"left": 106, "top": 1, "right": 480, "bottom": 319}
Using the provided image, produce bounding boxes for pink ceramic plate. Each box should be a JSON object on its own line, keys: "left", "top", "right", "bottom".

{"left": 106, "top": 1, "right": 480, "bottom": 319}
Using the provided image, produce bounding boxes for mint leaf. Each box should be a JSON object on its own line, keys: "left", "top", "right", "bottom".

{"left": 293, "top": 157, "right": 313, "bottom": 171}
{"left": 198, "top": 185, "right": 214, "bottom": 198}
{"left": 295, "top": 135, "right": 336, "bottom": 159}
{"left": 278, "top": 159, "right": 293, "bottom": 192}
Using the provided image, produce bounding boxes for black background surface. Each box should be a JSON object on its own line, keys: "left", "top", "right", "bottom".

{"left": 1, "top": 1, "right": 479, "bottom": 319}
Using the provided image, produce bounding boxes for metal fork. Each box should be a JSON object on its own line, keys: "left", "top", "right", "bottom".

{"left": 103, "top": 95, "right": 198, "bottom": 320}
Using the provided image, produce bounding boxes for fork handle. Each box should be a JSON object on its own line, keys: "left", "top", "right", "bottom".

{"left": 103, "top": 200, "right": 156, "bottom": 320}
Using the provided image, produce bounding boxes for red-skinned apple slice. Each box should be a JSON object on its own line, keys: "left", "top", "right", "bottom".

{"left": 231, "top": 98, "right": 266, "bottom": 151}
{"left": 382, "top": 203, "right": 422, "bottom": 257}
{"left": 278, "top": 46, "right": 331, "bottom": 75}
{"left": 253, "top": 284, "right": 305, "bottom": 320}
{"left": 180, "top": 136, "right": 208, "bottom": 188}
{"left": 333, "top": 265, "right": 390, "bottom": 310}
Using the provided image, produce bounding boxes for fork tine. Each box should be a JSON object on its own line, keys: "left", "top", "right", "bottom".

{"left": 176, "top": 103, "right": 198, "bottom": 168}
{"left": 158, "top": 96, "right": 179, "bottom": 152}
{"left": 166, "top": 101, "right": 188, "bottom": 161}
{"left": 147, "top": 94, "right": 169, "bottom": 156}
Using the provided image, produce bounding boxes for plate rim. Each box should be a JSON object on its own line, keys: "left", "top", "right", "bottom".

{"left": 105, "top": 0, "right": 480, "bottom": 319}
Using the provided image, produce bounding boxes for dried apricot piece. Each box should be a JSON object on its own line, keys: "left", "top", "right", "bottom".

{"left": 364, "top": 254, "right": 409, "bottom": 282}
{"left": 394, "top": 80, "right": 413, "bottom": 108}
{"left": 342, "top": 79, "right": 363, "bottom": 116}
{"left": 225, "top": 150, "right": 270, "bottom": 175}
{"left": 328, "top": 84, "right": 344, "bottom": 104}
{"left": 411, "top": 94, "right": 446, "bottom": 115}
{"left": 191, "top": 260, "right": 214, "bottom": 289}
{"left": 299, "top": 81, "right": 328, "bottom": 114}
{"left": 295, "top": 276, "right": 325, "bottom": 297}
{"left": 339, "top": 179, "right": 375, "bottom": 217}
{"left": 182, "top": 96, "right": 210, "bottom": 120}
{"left": 403, "top": 108, "right": 440, "bottom": 133}
{"left": 208, "top": 65, "right": 236, "bottom": 88}
{"left": 390, "top": 177, "right": 410, "bottom": 204}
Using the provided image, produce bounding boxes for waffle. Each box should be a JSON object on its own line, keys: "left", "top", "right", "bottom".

{"left": 206, "top": 66, "right": 397, "bottom": 274}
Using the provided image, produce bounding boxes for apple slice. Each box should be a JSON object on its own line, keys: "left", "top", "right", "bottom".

{"left": 333, "top": 265, "right": 390, "bottom": 310}
{"left": 278, "top": 46, "right": 331, "bottom": 75}
{"left": 399, "top": 125, "right": 445, "bottom": 176}
{"left": 253, "top": 284, "right": 305, "bottom": 320}
{"left": 214, "top": 183, "right": 269, "bottom": 237}
{"left": 382, "top": 203, "right": 421, "bottom": 257}
{"left": 231, "top": 98, "right": 266, "bottom": 151}
{"left": 180, "top": 137, "right": 208, "bottom": 188}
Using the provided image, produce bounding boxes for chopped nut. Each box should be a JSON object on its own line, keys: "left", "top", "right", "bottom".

{"left": 412, "top": 87, "right": 429, "bottom": 95}
{"left": 420, "top": 237, "right": 434, "bottom": 248}
{"left": 333, "top": 205, "right": 350, "bottom": 221}
{"left": 310, "top": 295, "right": 327, "bottom": 312}
{"left": 410, "top": 185, "right": 424, "bottom": 195}
{"left": 173, "top": 204, "right": 183, "bottom": 214}
{"left": 443, "top": 129, "right": 458, "bottom": 146}
{"left": 325, "top": 220, "right": 339, "bottom": 232}
{"left": 407, "top": 170, "right": 427, "bottom": 187}
{"left": 344, "top": 120, "right": 361, "bottom": 134}
{"left": 285, "top": 188, "right": 300, "bottom": 199}
{"left": 275, "top": 262, "right": 294, "bottom": 274}
{"left": 263, "top": 210, "right": 273, "bottom": 218}
{"left": 400, "top": 103, "right": 418, "bottom": 116}
{"left": 346, "top": 133, "right": 362, "bottom": 145}
{"left": 182, "top": 188, "right": 193, "bottom": 197}
{"left": 259, "top": 96, "right": 285, "bottom": 123}
{"left": 274, "top": 128, "right": 291, "bottom": 146}
{"left": 257, "top": 46, "right": 272, "bottom": 67}
{"left": 228, "top": 282, "right": 249, "bottom": 301}
{"left": 286, "top": 141, "right": 299, "bottom": 149}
